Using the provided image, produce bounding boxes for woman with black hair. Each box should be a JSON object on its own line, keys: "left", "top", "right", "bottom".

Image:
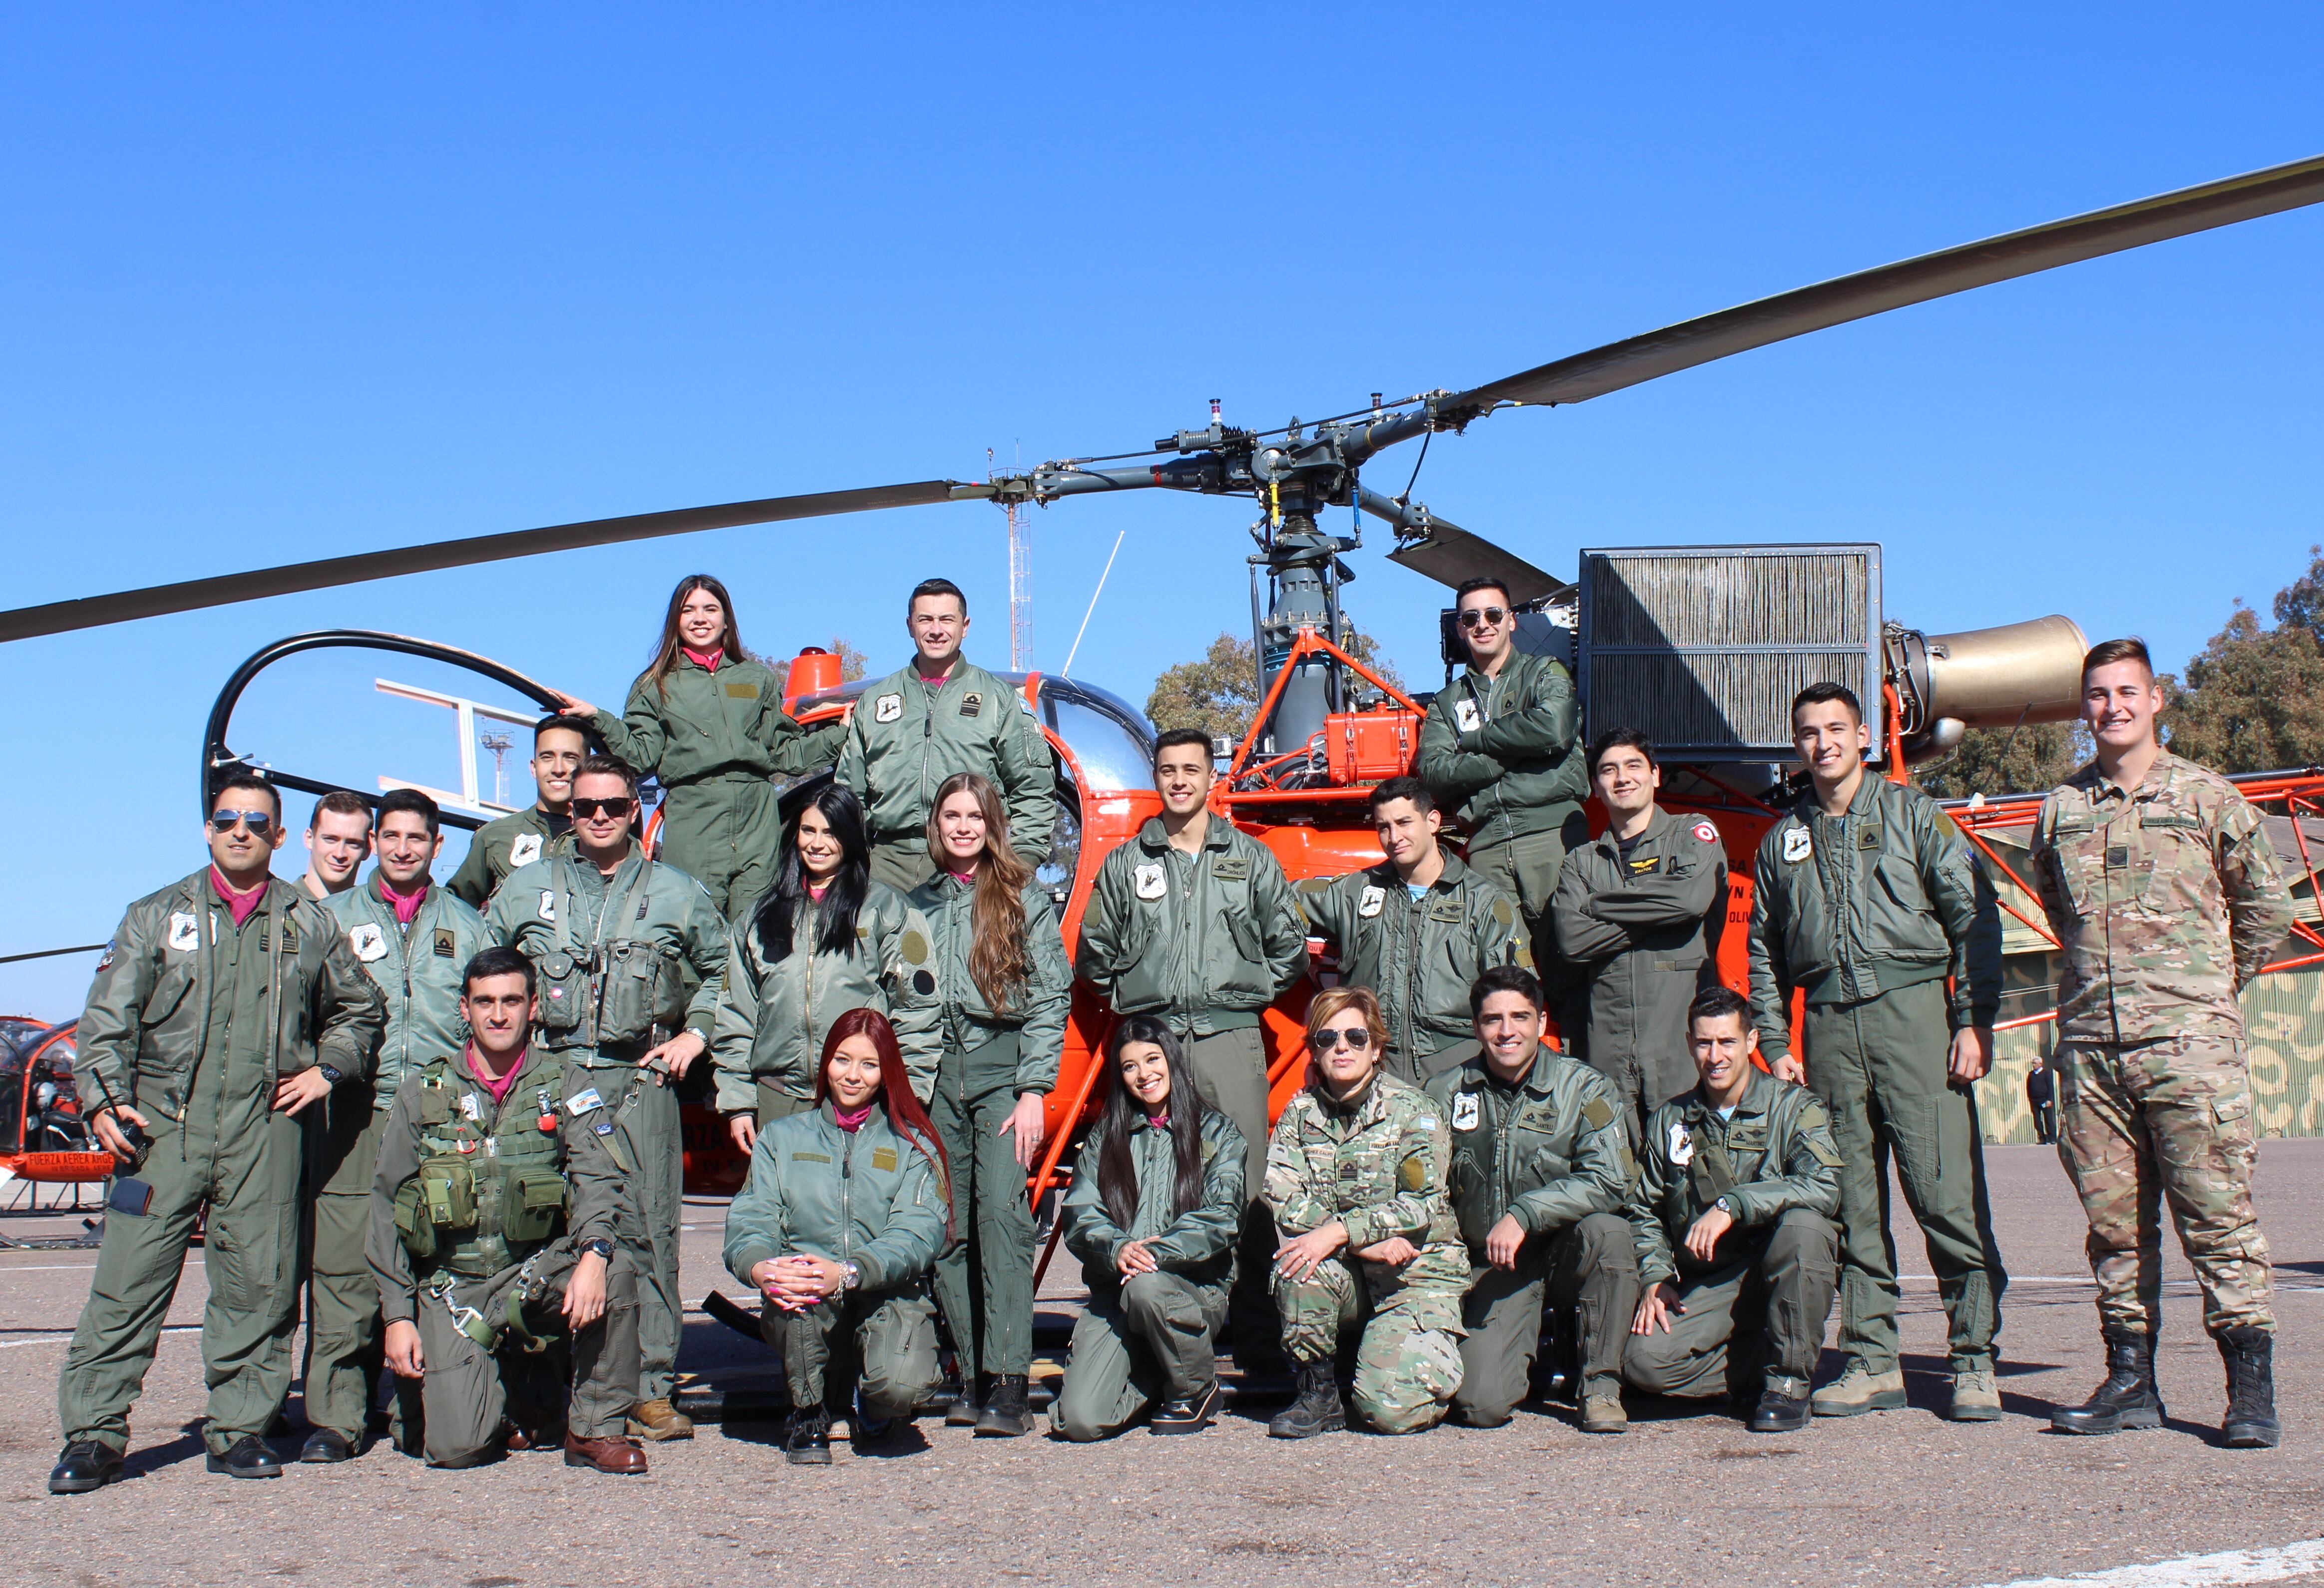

{"left": 553, "top": 573, "right": 841, "bottom": 920}
{"left": 711, "top": 782, "right": 939, "bottom": 1150}
{"left": 1052, "top": 1016, "right": 1245, "bottom": 1441}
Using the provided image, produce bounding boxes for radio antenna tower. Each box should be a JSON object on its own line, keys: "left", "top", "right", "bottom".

{"left": 477, "top": 730, "right": 514, "bottom": 807}
{"left": 991, "top": 447, "right": 1032, "bottom": 670}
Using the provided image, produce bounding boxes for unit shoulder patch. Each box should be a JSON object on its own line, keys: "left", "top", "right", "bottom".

{"left": 348, "top": 923, "right": 388, "bottom": 963}
{"left": 1781, "top": 827, "right": 1813, "bottom": 865}
{"left": 166, "top": 912, "right": 200, "bottom": 953}
{"left": 1398, "top": 1153, "right": 1430, "bottom": 1192}
{"left": 1453, "top": 698, "right": 1482, "bottom": 732}
{"left": 1580, "top": 1095, "right": 1616, "bottom": 1131}
{"left": 1133, "top": 862, "right": 1167, "bottom": 901}
{"left": 1692, "top": 821, "right": 1720, "bottom": 846}
{"left": 1668, "top": 1120, "right": 1694, "bottom": 1165}
{"left": 873, "top": 693, "right": 903, "bottom": 724}
{"left": 508, "top": 833, "right": 544, "bottom": 869}
{"left": 537, "top": 890, "right": 558, "bottom": 922}
{"left": 1358, "top": 885, "right": 1385, "bottom": 919}
{"left": 1450, "top": 1092, "right": 1480, "bottom": 1132}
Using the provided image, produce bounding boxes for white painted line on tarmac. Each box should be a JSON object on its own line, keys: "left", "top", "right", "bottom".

{"left": 0, "top": 1325, "right": 198, "bottom": 1350}
{"left": 1976, "top": 1537, "right": 2324, "bottom": 1588}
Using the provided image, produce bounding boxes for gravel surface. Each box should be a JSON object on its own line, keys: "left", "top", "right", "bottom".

{"left": 5, "top": 1141, "right": 2322, "bottom": 1587}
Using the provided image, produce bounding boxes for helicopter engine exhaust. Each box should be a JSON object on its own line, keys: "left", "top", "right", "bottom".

{"left": 1885, "top": 614, "right": 2090, "bottom": 762}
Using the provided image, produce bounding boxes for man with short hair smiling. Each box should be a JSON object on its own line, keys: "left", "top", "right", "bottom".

{"left": 1425, "top": 965, "right": 1636, "bottom": 1433}
{"left": 1077, "top": 725, "right": 1311, "bottom": 1370}
{"left": 447, "top": 714, "right": 592, "bottom": 909}
{"left": 50, "top": 773, "right": 384, "bottom": 1494}
{"left": 1552, "top": 727, "right": 1728, "bottom": 1132}
{"left": 1297, "top": 776, "right": 1526, "bottom": 1081}
{"left": 1748, "top": 681, "right": 2006, "bottom": 1423}
{"left": 369, "top": 947, "right": 645, "bottom": 1474}
{"left": 1620, "top": 985, "right": 1842, "bottom": 1434}
{"left": 838, "top": 578, "right": 1057, "bottom": 892}
{"left": 485, "top": 753, "right": 729, "bottom": 1443}
{"left": 311, "top": 787, "right": 488, "bottom": 1462}
{"left": 2031, "top": 637, "right": 2293, "bottom": 1447}
{"left": 1418, "top": 577, "right": 1590, "bottom": 972}
{"left": 300, "top": 790, "right": 374, "bottom": 901}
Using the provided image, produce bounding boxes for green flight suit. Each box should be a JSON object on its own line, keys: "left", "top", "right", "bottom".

{"left": 485, "top": 847, "right": 730, "bottom": 1402}
{"left": 1551, "top": 806, "right": 1730, "bottom": 1124}
{"left": 723, "top": 1099, "right": 948, "bottom": 1415}
{"left": 892, "top": 873, "right": 1072, "bottom": 1378}
{"left": 1748, "top": 773, "right": 2007, "bottom": 1376}
{"left": 835, "top": 658, "right": 1056, "bottom": 891}
{"left": 1426, "top": 1049, "right": 1637, "bottom": 1421}
{"left": 308, "top": 873, "right": 488, "bottom": 1444}
{"left": 1622, "top": 1070, "right": 1842, "bottom": 1399}
{"left": 1296, "top": 854, "right": 1527, "bottom": 1081}
{"left": 1052, "top": 1110, "right": 1244, "bottom": 1440}
{"left": 711, "top": 880, "right": 941, "bottom": 1122}
{"left": 1075, "top": 814, "right": 1309, "bottom": 1364}
{"left": 368, "top": 1046, "right": 639, "bottom": 1466}
{"left": 1264, "top": 1073, "right": 1470, "bottom": 1434}
{"left": 1417, "top": 649, "right": 1591, "bottom": 971}
{"left": 59, "top": 870, "right": 384, "bottom": 1458}
{"left": 590, "top": 653, "right": 843, "bottom": 920}
{"left": 445, "top": 807, "right": 574, "bottom": 911}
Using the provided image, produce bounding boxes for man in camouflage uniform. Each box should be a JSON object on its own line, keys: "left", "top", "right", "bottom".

{"left": 1622, "top": 986, "right": 1842, "bottom": 1433}
{"left": 1749, "top": 681, "right": 2007, "bottom": 1423}
{"left": 446, "top": 715, "right": 591, "bottom": 909}
{"left": 1298, "top": 776, "right": 1527, "bottom": 1082}
{"left": 836, "top": 577, "right": 1056, "bottom": 892}
{"left": 1426, "top": 965, "right": 1637, "bottom": 1432}
{"left": 2030, "top": 637, "right": 2294, "bottom": 1447}
{"left": 1263, "top": 987, "right": 1471, "bottom": 1437}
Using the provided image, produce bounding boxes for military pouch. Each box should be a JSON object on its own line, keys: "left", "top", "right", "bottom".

{"left": 501, "top": 1168, "right": 569, "bottom": 1245}
{"left": 419, "top": 1157, "right": 478, "bottom": 1233}
{"left": 595, "top": 939, "right": 669, "bottom": 1047}
{"left": 393, "top": 1180, "right": 437, "bottom": 1260}
{"left": 1690, "top": 1138, "right": 1741, "bottom": 1207}
{"left": 537, "top": 950, "right": 589, "bottom": 1035}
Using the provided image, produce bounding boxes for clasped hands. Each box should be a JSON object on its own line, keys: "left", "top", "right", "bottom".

{"left": 752, "top": 1253, "right": 848, "bottom": 1312}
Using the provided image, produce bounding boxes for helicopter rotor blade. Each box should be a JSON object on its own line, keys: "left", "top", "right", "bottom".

{"left": 0, "top": 478, "right": 995, "bottom": 643}
{"left": 1358, "top": 488, "right": 1567, "bottom": 606}
{"left": 1452, "top": 151, "right": 2324, "bottom": 413}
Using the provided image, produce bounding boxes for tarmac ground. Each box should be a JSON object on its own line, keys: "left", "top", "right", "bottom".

{"left": 4, "top": 1140, "right": 2323, "bottom": 1588}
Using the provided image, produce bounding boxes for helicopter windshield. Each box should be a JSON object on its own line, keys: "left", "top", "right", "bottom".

{"left": 1040, "top": 689, "right": 1153, "bottom": 793}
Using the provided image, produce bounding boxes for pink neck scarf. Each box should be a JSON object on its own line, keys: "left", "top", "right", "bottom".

{"left": 380, "top": 877, "right": 428, "bottom": 926}
{"left": 833, "top": 1103, "right": 874, "bottom": 1133}
{"left": 682, "top": 644, "right": 724, "bottom": 673}
{"left": 209, "top": 867, "right": 269, "bottom": 928}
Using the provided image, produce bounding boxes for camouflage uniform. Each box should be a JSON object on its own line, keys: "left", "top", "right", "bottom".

{"left": 2029, "top": 751, "right": 2294, "bottom": 1338}
{"left": 1263, "top": 1072, "right": 1470, "bottom": 1433}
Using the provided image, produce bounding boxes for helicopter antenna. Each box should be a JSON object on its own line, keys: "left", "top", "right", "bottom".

{"left": 1061, "top": 529, "right": 1126, "bottom": 679}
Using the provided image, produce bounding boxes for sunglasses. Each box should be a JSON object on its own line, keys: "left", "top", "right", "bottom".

{"left": 1307, "top": 1026, "right": 1373, "bottom": 1054}
{"left": 1457, "top": 607, "right": 1510, "bottom": 629}
{"left": 208, "top": 808, "right": 278, "bottom": 835}
{"left": 570, "top": 797, "right": 636, "bottom": 820}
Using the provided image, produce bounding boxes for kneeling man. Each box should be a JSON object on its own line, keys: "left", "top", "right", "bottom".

{"left": 370, "top": 947, "right": 647, "bottom": 1473}
{"left": 1622, "top": 985, "right": 1841, "bottom": 1433}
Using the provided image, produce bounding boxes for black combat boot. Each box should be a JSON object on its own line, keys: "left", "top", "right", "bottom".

{"left": 945, "top": 1370, "right": 986, "bottom": 1427}
{"left": 47, "top": 1440, "right": 124, "bottom": 1495}
{"left": 2219, "top": 1327, "right": 2281, "bottom": 1449}
{"left": 2051, "top": 1329, "right": 2163, "bottom": 1435}
{"left": 783, "top": 1405, "right": 832, "bottom": 1466}
{"left": 1749, "top": 1374, "right": 1812, "bottom": 1434}
{"left": 206, "top": 1434, "right": 283, "bottom": 1478}
{"left": 1266, "top": 1361, "right": 1346, "bottom": 1440}
{"left": 973, "top": 1374, "right": 1034, "bottom": 1437}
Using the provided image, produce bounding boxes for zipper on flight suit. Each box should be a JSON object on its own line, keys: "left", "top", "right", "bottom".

{"left": 839, "top": 1123, "right": 855, "bottom": 1268}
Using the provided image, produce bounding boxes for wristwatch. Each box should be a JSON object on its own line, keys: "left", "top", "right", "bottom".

{"left": 840, "top": 1260, "right": 862, "bottom": 1292}
{"left": 1713, "top": 1196, "right": 1734, "bottom": 1216}
{"left": 686, "top": 1026, "right": 710, "bottom": 1049}
{"left": 580, "top": 1238, "right": 615, "bottom": 1262}
{"left": 316, "top": 1064, "right": 345, "bottom": 1089}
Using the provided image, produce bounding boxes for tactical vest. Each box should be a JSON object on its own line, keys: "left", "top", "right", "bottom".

{"left": 393, "top": 1058, "right": 570, "bottom": 1278}
{"left": 535, "top": 855, "right": 688, "bottom": 1048}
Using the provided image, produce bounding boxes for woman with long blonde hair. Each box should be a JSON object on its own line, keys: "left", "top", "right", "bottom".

{"left": 902, "top": 771, "right": 1071, "bottom": 1437}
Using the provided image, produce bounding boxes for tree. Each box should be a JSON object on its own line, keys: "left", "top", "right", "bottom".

{"left": 2161, "top": 546, "right": 2324, "bottom": 773}
{"left": 1916, "top": 722, "right": 2087, "bottom": 800}
{"left": 751, "top": 635, "right": 868, "bottom": 686}
{"left": 1147, "top": 629, "right": 1405, "bottom": 743}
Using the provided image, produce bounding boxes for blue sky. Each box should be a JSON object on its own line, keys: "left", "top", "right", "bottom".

{"left": 3, "top": 6, "right": 2320, "bottom": 1016}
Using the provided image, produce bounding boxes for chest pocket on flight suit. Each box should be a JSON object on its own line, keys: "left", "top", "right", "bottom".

{"left": 140, "top": 963, "right": 196, "bottom": 1027}
{"left": 598, "top": 939, "right": 682, "bottom": 1045}
{"left": 1511, "top": 1103, "right": 1568, "bottom": 1186}
{"left": 2137, "top": 806, "right": 2216, "bottom": 915}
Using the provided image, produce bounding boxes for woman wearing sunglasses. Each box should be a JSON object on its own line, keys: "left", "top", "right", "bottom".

{"left": 897, "top": 772, "right": 1072, "bottom": 1438}
{"left": 711, "top": 782, "right": 940, "bottom": 1153}
{"left": 1263, "top": 985, "right": 1471, "bottom": 1439}
{"left": 553, "top": 573, "right": 842, "bottom": 921}
{"left": 724, "top": 1008, "right": 950, "bottom": 1464}
{"left": 1051, "top": 1016, "right": 1245, "bottom": 1440}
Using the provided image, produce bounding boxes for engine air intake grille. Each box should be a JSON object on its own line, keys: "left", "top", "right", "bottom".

{"left": 1577, "top": 546, "right": 1883, "bottom": 759}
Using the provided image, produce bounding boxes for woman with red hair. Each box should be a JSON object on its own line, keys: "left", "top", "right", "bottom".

{"left": 722, "top": 1007, "right": 950, "bottom": 1464}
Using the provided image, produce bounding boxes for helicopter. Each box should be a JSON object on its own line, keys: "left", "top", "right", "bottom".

{"left": 4, "top": 150, "right": 2322, "bottom": 1224}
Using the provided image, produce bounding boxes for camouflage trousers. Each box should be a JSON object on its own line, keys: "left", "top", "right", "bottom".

{"left": 1272, "top": 1254, "right": 1465, "bottom": 1434}
{"left": 2055, "top": 1035, "right": 2272, "bottom": 1337}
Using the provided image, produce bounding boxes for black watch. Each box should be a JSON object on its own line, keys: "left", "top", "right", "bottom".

{"left": 580, "top": 1238, "right": 615, "bottom": 1262}
{"left": 316, "top": 1064, "right": 345, "bottom": 1089}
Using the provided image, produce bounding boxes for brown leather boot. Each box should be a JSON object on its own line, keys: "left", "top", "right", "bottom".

{"left": 626, "top": 1398, "right": 695, "bottom": 1441}
{"left": 564, "top": 1433, "right": 648, "bottom": 1475}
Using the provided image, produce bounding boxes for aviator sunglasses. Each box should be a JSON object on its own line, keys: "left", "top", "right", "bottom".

{"left": 1457, "top": 606, "right": 1510, "bottom": 630}
{"left": 1307, "top": 1025, "right": 1373, "bottom": 1055}
{"left": 570, "top": 797, "right": 636, "bottom": 820}
{"left": 208, "top": 808, "right": 278, "bottom": 835}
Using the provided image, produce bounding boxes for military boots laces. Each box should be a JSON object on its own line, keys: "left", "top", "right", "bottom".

{"left": 784, "top": 1405, "right": 833, "bottom": 1465}
{"left": 2051, "top": 1329, "right": 2163, "bottom": 1435}
{"left": 2219, "top": 1326, "right": 2281, "bottom": 1449}
{"left": 1266, "top": 1361, "right": 1347, "bottom": 1439}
